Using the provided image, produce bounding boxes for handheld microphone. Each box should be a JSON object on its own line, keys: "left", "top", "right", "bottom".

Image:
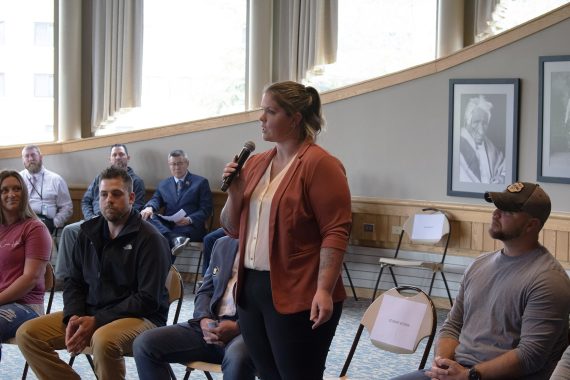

{"left": 220, "top": 141, "right": 256, "bottom": 192}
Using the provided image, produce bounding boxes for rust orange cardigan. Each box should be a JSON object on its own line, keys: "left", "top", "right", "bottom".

{"left": 228, "top": 143, "right": 352, "bottom": 314}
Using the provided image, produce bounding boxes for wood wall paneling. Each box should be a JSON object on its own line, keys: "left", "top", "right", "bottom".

{"left": 64, "top": 187, "right": 570, "bottom": 305}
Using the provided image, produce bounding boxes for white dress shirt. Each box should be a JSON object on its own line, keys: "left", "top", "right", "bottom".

{"left": 216, "top": 252, "right": 240, "bottom": 318}
{"left": 244, "top": 155, "right": 296, "bottom": 271}
{"left": 20, "top": 167, "right": 73, "bottom": 228}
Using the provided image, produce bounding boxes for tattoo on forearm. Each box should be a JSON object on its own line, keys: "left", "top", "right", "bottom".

{"left": 318, "top": 248, "right": 344, "bottom": 289}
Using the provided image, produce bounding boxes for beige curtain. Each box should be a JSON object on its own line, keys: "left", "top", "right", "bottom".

{"left": 474, "top": 0, "right": 501, "bottom": 42}
{"left": 85, "top": 0, "right": 143, "bottom": 133}
{"left": 273, "top": 0, "right": 338, "bottom": 82}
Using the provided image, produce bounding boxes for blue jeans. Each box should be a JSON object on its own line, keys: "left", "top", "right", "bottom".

{"left": 133, "top": 321, "right": 255, "bottom": 380}
{"left": 0, "top": 303, "right": 40, "bottom": 362}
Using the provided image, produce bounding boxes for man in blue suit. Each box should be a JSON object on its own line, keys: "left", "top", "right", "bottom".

{"left": 141, "top": 149, "right": 213, "bottom": 258}
{"left": 133, "top": 236, "right": 256, "bottom": 380}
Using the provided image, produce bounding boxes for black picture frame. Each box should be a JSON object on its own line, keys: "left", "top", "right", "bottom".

{"left": 447, "top": 78, "right": 520, "bottom": 198}
{"left": 537, "top": 55, "right": 570, "bottom": 183}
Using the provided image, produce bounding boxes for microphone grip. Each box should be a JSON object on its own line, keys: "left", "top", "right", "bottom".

{"left": 221, "top": 147, "right": 252, "bottom": 192}
{"left": 220, "top": 175, "right": 232, "bottom": 192}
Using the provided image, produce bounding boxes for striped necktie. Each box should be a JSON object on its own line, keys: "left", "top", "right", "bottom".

{"left": 176, "top": 180, "right": 183, "bottom": 197}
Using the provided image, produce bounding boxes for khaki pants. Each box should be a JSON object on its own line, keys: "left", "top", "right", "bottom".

{"left": 16, "top": 311, "right": 156, "bottom": 380}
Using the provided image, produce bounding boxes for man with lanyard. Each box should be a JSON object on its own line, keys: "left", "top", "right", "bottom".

{"left": 20, "top": 144, "right": 73, "bottom": 233}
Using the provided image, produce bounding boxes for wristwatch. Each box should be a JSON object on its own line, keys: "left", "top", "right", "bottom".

{"left": 468, "top": 367, "right": 481, "bottom": 380}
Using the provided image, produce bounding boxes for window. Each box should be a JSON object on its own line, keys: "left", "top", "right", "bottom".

{"left": 34, "top": 21, "right": 53, "bottom": 46}
{"left": 1, "top": 1, "right": 568, "bottom": 144}
{"left": 0, "top": 1, "right": 54, "bottom": 145}
{"left": 143, "top": 0, "right": 246, "bottom": 122}
{"left": 477, "top": 0, "right": 569, "bottom": 41}
{"left": 305, "top": 0, "right": 438, "bottom": 92}
{"left": 34, "top": 73, "right": 53, "bottom": 97}
{"left": 96, "top": 0, "right": 247, "bottom": 135}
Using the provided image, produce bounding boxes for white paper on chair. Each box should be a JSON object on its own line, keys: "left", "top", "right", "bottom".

{"left": 411, "top": 214, "right": 445, "bottom": 241}
{"left": 370, "top": 294, "right": 428, "bottom": 351}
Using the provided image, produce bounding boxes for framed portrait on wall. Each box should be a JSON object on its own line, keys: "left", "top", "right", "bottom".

{"left": 447, "top": 78, "right": 520, "bottom": 198}
{"left": 538, "top": 55, "right": 570, "bottom": 183}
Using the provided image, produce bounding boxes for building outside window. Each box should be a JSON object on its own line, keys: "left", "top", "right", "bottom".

{"left": 0, "top": 73, "right": 5, "bottom": 97}
{"left": 33, "top": 73, "right": 53, "bottom": 97}
{"left": 34, "top": 21, "right": 53, "bottom": 47}
{"left": 0, "top": 20, "right": 5, "bottom": 45}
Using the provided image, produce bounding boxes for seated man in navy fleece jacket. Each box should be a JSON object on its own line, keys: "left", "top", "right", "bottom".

{"left": 17, "top": 166, "right": 170, "bottom": 380}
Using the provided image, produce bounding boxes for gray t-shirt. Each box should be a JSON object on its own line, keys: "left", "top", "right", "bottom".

{"left": 439, "top": 246, "right": 570, "bottom": 379}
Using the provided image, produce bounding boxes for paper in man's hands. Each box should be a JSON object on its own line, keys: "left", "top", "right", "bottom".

{"left": 157, "top": 209, "right": 187, "bottom": 223}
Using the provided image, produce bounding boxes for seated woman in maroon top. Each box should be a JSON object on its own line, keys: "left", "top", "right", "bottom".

{"left": 0, "top": 170, "right": 51, "bottom": 361}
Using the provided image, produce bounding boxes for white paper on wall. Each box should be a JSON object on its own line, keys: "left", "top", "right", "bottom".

{"left": 411, "top": 213, "right": 445, "bottom": 241}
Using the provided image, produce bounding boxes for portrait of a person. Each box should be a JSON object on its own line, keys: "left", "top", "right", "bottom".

{"left": 459, "top": 95, "right": 506, "bottom": 184}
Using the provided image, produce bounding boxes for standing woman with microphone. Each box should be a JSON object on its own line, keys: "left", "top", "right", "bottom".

{"left": 221, "top": 81, "right": 352, "bottom": 379}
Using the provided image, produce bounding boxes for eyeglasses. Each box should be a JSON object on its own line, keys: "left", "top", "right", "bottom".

{"left": 168, "top": 161, "right": 186, "bottom": 167}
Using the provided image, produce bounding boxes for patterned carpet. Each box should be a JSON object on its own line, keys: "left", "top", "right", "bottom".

{"left": 0, "top": 287, "right": 449, "bottom": 380}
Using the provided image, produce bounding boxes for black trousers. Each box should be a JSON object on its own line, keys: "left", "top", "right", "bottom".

{"left": 237, "top": 269, "right": 343, "bottom": 380}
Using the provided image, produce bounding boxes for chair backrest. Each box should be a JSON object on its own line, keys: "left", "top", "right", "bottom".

{"left": 338, "top": 286, "right": 437, "bottom": 377}
{"left": 397, "top": 208, "right": 452, "bottom": 264}
{"left": 363, "top": 286, "right": 436, "bottom": 368}
{"left": 165, "top": 265, "right": 184, "bottom": 324}
{"left": 44, "top": 262, "right": 56, "bottom": 314}
{"left": 403, "top": 208, "right": 450, "bottom": 245}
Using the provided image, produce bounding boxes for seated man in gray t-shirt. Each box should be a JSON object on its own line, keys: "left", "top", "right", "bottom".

{"left": 392, "top": 183, "right": 570, "bottom": 380}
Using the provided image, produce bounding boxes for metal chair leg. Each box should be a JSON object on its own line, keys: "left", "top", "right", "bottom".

{"left": 86, "top": 354, "right": 96, "bottom": 372}
{"left": 440, "top": 272, "right": 454, "bottom": 306}
{"left": 193, "top": 250, "right": 203, "bottom": 294}
{"left": 372, "top": 266, "right": 385, "bottom": 300}
{"left": 21, "top": 362, "right": 29, "bottom": 380}
{"left": 343, "top": 262, "right": 358, "bottom": 301}
{"left": 428, "top": 272, "right": 437, "bottom": 295}
{"left": 388, "top": 266, "right": 398, "bottom": 287}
